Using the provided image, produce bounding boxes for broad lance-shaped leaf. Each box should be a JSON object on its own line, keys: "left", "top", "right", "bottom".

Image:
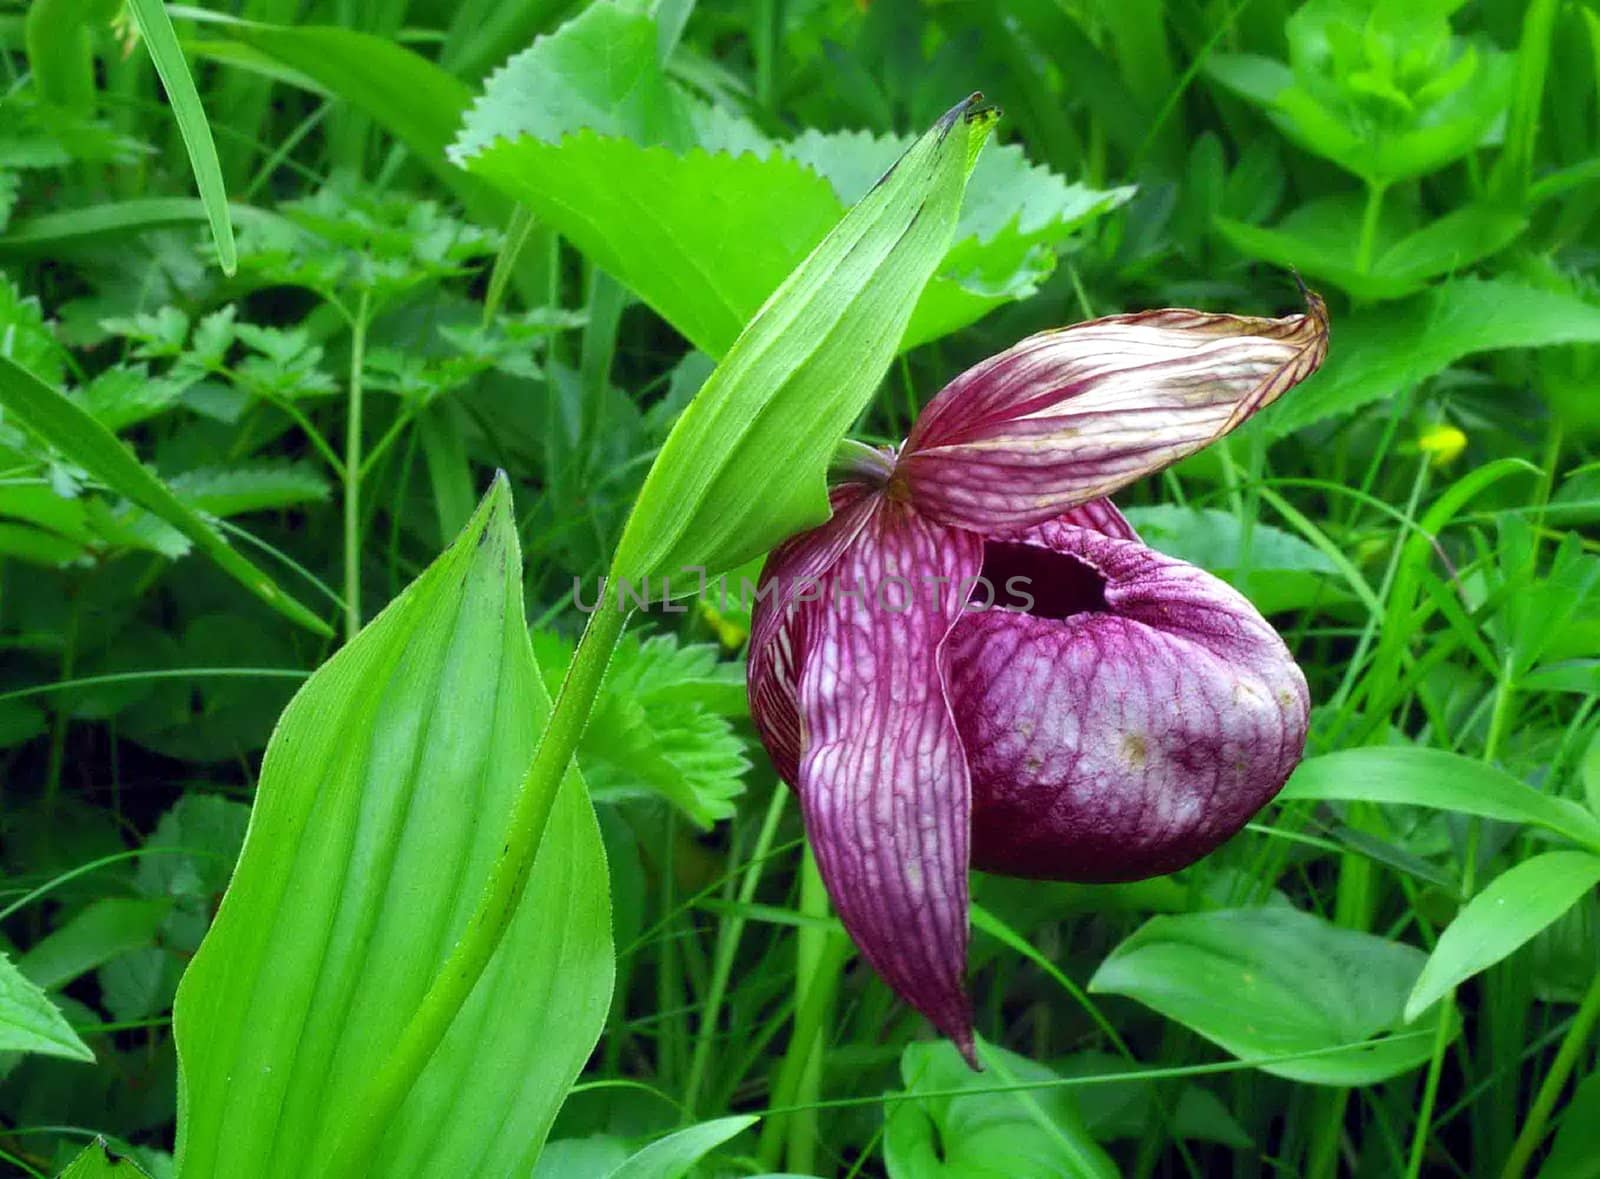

{"left": 1405, "top": 850, "right": 1600, "bottom": 1021}
{"left": 1090, "top": 907, "right": 1456, "bottom": 1086}
{"left": 173, "top": 477, "right": 612, "bottom": 1178}
{"left": 608, "top": 96, "right": 996, "bottom": 586}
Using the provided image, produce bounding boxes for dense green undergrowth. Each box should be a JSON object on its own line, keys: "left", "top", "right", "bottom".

{"left": 2, "top": 0, "right": 1600, "bottom": 1176}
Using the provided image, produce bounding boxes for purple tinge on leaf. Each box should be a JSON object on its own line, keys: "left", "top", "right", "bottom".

{"left": 747, "top": 293, "right": 1327, "bottom": 1065}
{"left": 898, "top": 294, "right": 1329, "bottom": 531}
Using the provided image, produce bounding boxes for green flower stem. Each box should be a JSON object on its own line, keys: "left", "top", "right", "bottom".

{"left": 321, "top": 594, "right": 629, "bottom": 1178}
{"left": 343, "top": 290, "right": 371, "bottom": 644}
{"left": 1499, "top": 969, "right": 1600, "bottom": 1178}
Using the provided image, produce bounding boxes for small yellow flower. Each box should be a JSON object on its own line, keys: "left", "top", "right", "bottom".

{"left": 698, "top": 601, "right": 748, "bottom": 651}
{"left": 1418, "top": 423, "right": 1468, "bottom": 467}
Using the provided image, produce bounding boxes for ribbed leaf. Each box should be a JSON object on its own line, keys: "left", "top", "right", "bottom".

{"left": 173, "top": 478, "right": 612, "bottom": 1178}
{"left": 606, "top": 97, "right": 995, "bottom": 583}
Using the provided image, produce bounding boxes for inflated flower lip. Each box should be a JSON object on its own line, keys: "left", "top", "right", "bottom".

{"left": 747, "top": 293, "right": 1328, "bottom": 1066}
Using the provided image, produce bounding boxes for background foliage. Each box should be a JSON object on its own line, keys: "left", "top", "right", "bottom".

{"left": 2, "top": 0, "right": 1599, "bottom": 1175}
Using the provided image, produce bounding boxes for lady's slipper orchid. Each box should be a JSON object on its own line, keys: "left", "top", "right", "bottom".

{"left": 747, "top": 295, "right": 1328, "bottom": 1064}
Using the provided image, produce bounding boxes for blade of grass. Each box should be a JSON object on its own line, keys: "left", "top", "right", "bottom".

{"left": 126, "top": 0, "right": 238, "bottom": 274}
{"left": 0, "top": 355, "right": 331, "bottom": 635}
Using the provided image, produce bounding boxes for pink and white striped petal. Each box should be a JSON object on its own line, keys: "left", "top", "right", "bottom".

{"left": 793, "top": 499, "right": 983, "bottom": 1060}
{"left": 747, "top": 484, "right": 881, "bottom": 786}
{"left": 898, "top": 296, "right": 1328, "bottom": 533}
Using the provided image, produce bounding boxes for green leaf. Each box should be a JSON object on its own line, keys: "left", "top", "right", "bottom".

{"left": 195, "top": 19, "right": 502, "bottom": 229}
{"left": 126, "top": 0, "right": 236, "bottom": 274}
{"left": 0, "top": 949, "right": 93, "bottom": 1062}
{"left": 17, "top": 897, "right": 172, "bottom": 992}
{"left": 1057, "top": 1054, "right": 1251, "bottom": 1149}
{"left": 1269, "top": 279, "right": 1600, "bottom": 435}
{"left": 0, "top": 698, "right": 48, "bottom": 748}
{"left": 1089, "top": 908, "right": 1453, "bottom": 1085}
{"left": 536, "top": 630, "right": 750, "bottom": 828}
{"left": 1405, "top": 851, "right": 1600, "bottom": 1021}
{"left": 0, "top": 354, "right": 330, "bottom": 635}
{"left": 1215, "top": 201, "right": 1524, "bottom": 302}
{"left": 0, "top": 272, "right": 69, "bottom": 386}
{"left": 884, "top": 1039, "right": 1118, "bottom": 1179}
{"left": 1540, "top": 1072, "right": 1600, "bottom": 1179}
{"left": 605, "top": 97, "right": 995, "bottom": 583}
{"left": 452, "top": 3, "right": 1125, "bottom": 361}
{"left": 533, "top": 1138, "right": 631, "bottom": 1178}
{"left": 450, "top": 0, "right": 695, "bottom": 157}
{"left": 1122, "top": 505, "right": 1340, "bottom": 614}
{"left": 0, "top": 199, "right": 280, "bottom": 254}
{"left": 600, "top": 1115, "right": 758, "bottom": 1179}
{"left": 1583, "top": 729, "right": 1600, "bottom": 819}
{"left": 1280, "top": 746, "right": 1600, "bottom": 850}
{"left": 465, "top": 132, "right": 841, "bottom": 360}
{"left": 173, "top": 480, "right": 612, "bottom": 1177}
{"left": 58, "top": 1138, "right": 154, "bottom": 1179}
{"left": 167, "top": 463, "right": 331, "bottom": 517}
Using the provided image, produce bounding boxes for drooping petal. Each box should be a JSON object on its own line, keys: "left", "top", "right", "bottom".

{"left": 897, "top": 295, "right": 1328, "bottom": 532}
{"left": 747, "top": 483, "right": 880, "bottom": 785}
{"left": 944, "top": 520, "right": 1308, "bottom": 882}
{"left": 791, "top": 499, "right": 983, "bottom": 1060}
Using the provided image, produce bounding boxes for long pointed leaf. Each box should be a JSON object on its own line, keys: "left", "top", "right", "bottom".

{"left": 127, "top": 0, "right": 237, "bottom": 273}
{"left": 173, "top": 478, "right": 612, "bottom": 1178}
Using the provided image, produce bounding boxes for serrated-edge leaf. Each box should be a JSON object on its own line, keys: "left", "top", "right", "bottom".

{"left": 0, "top": 949, "right": 93, "bottom": 1062}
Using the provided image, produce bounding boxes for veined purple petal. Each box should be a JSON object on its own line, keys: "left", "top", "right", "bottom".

{"left": 767, "top": 498, "right": 983, "bottom": 1061}
{"left": 897, "top": 296, "right": 1328, "bottom": 533}
{"left": 944, "top": 520, "right": 1308, "bottom": 882}
{"left": 748, "top": 484, "right": 880, "bottom": 785}
{"left": 1048, "top": 496, "right": 1138, "bottom": 542}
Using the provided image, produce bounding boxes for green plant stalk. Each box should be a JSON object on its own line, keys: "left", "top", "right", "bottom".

{"left": 683, "top": 785, "right": 789, "bottom": 1118}
{"left": 343, "top": 292, "right": 371, "bottom": 643}
{"left": 757, "top": 848, "right": 848, "bottom": 1172}
{"left": 1499, "top": 970, "right": 1600, "bottom": 1177}
{"left": 1404, "top": 998, "right": 1456, "bottom": 1178}
{"left": 320, "top": 595, "right": 629, "bottom": 1178}
{"left": 787, "top": 849, "right": 833, "bottom": 1176}
{"left": 1355, "top": 181, "right": 1387, "bottom": 276}
{"left": 41, "top": 584, "right": 82, "bottom": 815}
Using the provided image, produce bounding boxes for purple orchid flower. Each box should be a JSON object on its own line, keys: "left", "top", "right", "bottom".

{"left": 747, "top": 294, "right": 1329, "bottom": 1065}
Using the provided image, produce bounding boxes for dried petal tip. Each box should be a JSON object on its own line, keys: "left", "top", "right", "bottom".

{"left": 899, "top": 291, "right": 1330, "bottom": 534}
